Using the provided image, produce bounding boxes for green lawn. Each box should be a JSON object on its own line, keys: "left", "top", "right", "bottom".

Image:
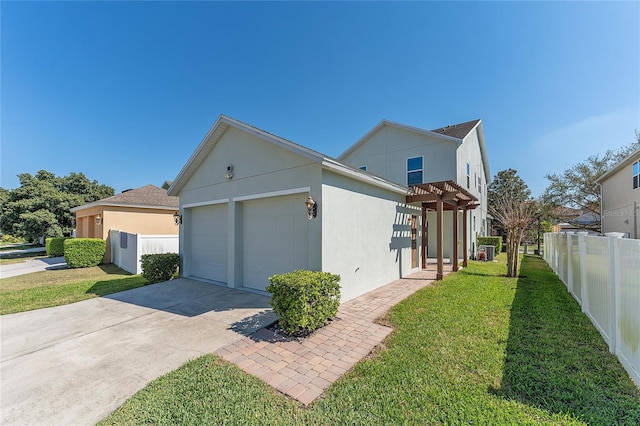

{"left": 0, "top": 264, "right": 148, "bottom": 314}
{"left": 101, "top": 255, "right": 640, "bottom": 425}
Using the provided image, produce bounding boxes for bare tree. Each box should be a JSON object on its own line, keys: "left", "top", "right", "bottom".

{"left": 489, "top": 195, "right": 537, "bottom": 277}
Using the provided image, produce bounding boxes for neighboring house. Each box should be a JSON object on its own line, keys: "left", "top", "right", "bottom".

{"left": 597, "top": 148, "right": 640, "bottom": 238}
{"left": 168, "top": 115, "right": 488, "bottom": 302}
{"left": 71, "top": 185, "right": 179, "bottom": 262}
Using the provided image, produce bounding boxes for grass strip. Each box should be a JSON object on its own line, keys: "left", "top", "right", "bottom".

{"left": 0, "top": 264, "right": 148, "bottom": 314}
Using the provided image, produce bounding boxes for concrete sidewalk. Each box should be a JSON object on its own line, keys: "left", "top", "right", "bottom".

{"left": 0, "top": 256, "right": 66, "bottom": 279}
{"left": 0, "top": 278, "right": 276, "bottom": 426}
{"left": 0, "top": 246, "right": 46, "bottom": 257}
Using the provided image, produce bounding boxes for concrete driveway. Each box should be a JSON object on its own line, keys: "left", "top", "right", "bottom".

{"left": 0, "top": 278, "right": 276, "bottom": 425}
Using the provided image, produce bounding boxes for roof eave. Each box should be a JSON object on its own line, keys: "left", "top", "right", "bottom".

{"left": 168, "top": 115, "right": 325, "bottom": 196}
{"left": 71, "top": 202, "right": 178, "bottom": 213}
{"left": 596, "top": 147, "right": 640, "bottom": 183}
{"left": 321, "top": 158, "right": 408, "bottom": 195}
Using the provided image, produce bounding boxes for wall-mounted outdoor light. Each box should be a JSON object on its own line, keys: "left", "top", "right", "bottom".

{"left": 224, "top": 164, "right": 234, "bottom": 180}
{"left": 305, "top": 195, "right": 317, "bottom": 220}
{"left": 173, "top": 211, "right": 182, "bottom": 226}
{"left": 95, "top": 215, "right": 102, "bottom": 225}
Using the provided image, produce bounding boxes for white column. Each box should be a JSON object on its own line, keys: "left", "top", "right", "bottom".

{"left": 606, "top": 232, "right": 624, "bottom": 354}
{"left": 577, "top": 232, "right": 589, "bottom": 314}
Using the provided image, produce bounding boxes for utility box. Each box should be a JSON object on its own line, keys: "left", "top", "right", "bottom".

{"left": 479, "top": 245, "right": 495, "bottom": 262}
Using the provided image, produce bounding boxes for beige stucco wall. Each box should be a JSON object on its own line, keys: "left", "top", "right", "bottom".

{"left": 601, "top": 155, "right": 640, "bottom": 238}
{"left": 74, "top": 206, "right": 178, "bottom": 263}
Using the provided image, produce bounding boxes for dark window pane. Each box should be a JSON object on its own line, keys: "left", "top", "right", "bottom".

{"left": 407, "top": 157, "right": 422, "bottom": 171}
{"left": 408, "top": 171, "right": 423, "bottom": 185}
{"left": 634, "top": 175, "right": 639, "bottom": 189}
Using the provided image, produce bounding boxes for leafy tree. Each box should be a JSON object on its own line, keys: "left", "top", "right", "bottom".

{"left": 488, "top": 169, "right": 531, "bottom": 238}
{"left": 541, "top": 132, "right": 640, "bottom": 233}
{"left": 488, "top": 169, "right": 535, "bottom": 277}
{"left": 0, "top": 170, "right": 114, "bottom": 243}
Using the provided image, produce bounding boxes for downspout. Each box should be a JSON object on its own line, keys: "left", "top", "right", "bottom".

{"left": 634, "top": 201, "right": 638, "bottom": 239}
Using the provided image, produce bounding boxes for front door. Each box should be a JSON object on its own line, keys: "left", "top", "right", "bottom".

{"left": 411, "top": 215, "right": 418, "bottom": 268}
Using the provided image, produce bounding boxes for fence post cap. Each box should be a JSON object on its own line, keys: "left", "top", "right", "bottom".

{"left": 604, "top": 232, "right": 625, "bottom": 238}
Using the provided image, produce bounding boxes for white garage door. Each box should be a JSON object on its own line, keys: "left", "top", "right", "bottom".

{"left": 242, "top": 195, "right": 309, "bottom": 291}
{"left": 189, "top": 204, "right": 228, "bottom": 283}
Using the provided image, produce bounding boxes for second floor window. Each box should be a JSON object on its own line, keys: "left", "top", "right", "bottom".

{"left": 360, "top": 166, "right": 367, "bottom": 171}
{"left": 633, "top": 160, "right": 639, "bottom": 190}
{"left": 466, "top": 163, "right": 471, "bottom": 188}
{"left": 407, "top": 156, "right": 423, "bottom": 186}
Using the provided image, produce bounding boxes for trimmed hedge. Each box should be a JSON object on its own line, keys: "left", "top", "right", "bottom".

{"left": 46, "top": 237, "right": 71, "bottom": 257}
{"left": 141, "top": 253, "right": 180, "bottom": 284}
{"left": 266, "top": 270, "right": 340, "bottom": 335}
{"left": 477, "top": 236, "right": 502, "bottom": 254}
{"left": 64, "top": 238, "right": 106, "bottom": 268}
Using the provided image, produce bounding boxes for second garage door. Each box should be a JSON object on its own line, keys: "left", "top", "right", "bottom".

{"left": 242, "top": 195, "right": 309, "bottom": 291}
{"left": 188, "top": 204, "right": 228, "bottom": 283}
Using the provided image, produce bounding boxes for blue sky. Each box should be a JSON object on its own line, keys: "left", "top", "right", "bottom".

{"left": 2, "top": 1, "right": 638, "bottom": 196}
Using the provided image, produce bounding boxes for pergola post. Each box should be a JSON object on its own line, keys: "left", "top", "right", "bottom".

{"left": 406, "top": 180, "right": 479, "bottom": 281}
{"left": 421, "top": 203, "right": 427, "bottom": 269}
{"left": 463, "top": 209, "right": 468, "bottom": 267}
{"left": 452, "top": 205, "right": 459, "bottom": 272}
{"left": 436, "top": 197, "right": 444, "bottom": 280}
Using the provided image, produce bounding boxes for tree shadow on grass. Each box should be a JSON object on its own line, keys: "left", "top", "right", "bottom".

{"left": 490, "top": 255, "right": 640, "bottom": 424}
{"left": 85, "top": 276, "right": 148, "bottom": 297}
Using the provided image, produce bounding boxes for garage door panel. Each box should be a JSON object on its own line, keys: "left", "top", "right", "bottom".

{"left": 189, "top": 204, "right": 227, "bottom": 283}
{"left": 242, "top": 195, "right": 308, "bottom": 291}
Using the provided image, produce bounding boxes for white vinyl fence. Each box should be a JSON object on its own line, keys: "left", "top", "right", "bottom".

{"left": 109, "top": 229, "right": 179, "bottom": 275}
{"left": 544, "top": 232, "right": 640, "bottom": 387}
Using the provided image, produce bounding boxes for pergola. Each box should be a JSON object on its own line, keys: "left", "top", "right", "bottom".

{"left": 406, "top": 180, "right": 479, "bottom": 280}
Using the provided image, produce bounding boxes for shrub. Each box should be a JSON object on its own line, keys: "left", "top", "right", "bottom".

{"left": 64, "top": 238, "right": 106, "bottom": 268}
{"left": 140, "top": 253, "right": 180, "bottom": 284}
{"left": 46, "top": 237, "right": 71, "bottom": 257}
{"left": 477, "top": 236, "right": 502, "bottom": 254}
{"left": 266, "top": 270, "right": 340, "bottom": 335}
{"left": 1, "top": 234, "right": 24, "bottom": 243}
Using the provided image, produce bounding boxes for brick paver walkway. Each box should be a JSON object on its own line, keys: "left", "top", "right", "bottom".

{"left": 216, "top": 263, "right": 453, "bottom": 405}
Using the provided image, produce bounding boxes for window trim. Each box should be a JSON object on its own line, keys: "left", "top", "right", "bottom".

{"left": 407, "top": 156, "right": 424, "bottom": 186}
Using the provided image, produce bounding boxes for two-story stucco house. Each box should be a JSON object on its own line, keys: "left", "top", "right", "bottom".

{"left": 168, "top": 115, "right": 490, "bottom": 302}
{"left": 597, "top": 148, "right": 640, "bottom": 238}
{"left": 338, "top": 118, "right": 490, "bottom": 260}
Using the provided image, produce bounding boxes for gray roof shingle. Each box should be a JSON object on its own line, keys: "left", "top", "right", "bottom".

{"left": 90, "top": 185, "right": 178, "bottom": 209}
{"left": 430, "top": 119, "right": 481, "bottom": 139}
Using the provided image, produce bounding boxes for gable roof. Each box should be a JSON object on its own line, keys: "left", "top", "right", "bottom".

{"left": 168, "top": 115, "right": 408, "bottom": 197}
{"left": 430, "top": 119, "right": 481, "bottom": 139}
{"left": 71, "top": 185, "right": 178, "bottom": 212}
{"left": 596, "top": 147, "right": 640, "bottom": 183}
{"left": 337, "top": 119, "right": 462, "bottom": 161}
{"left": 338, "top": 118, "right": 491, "bottom": 185}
